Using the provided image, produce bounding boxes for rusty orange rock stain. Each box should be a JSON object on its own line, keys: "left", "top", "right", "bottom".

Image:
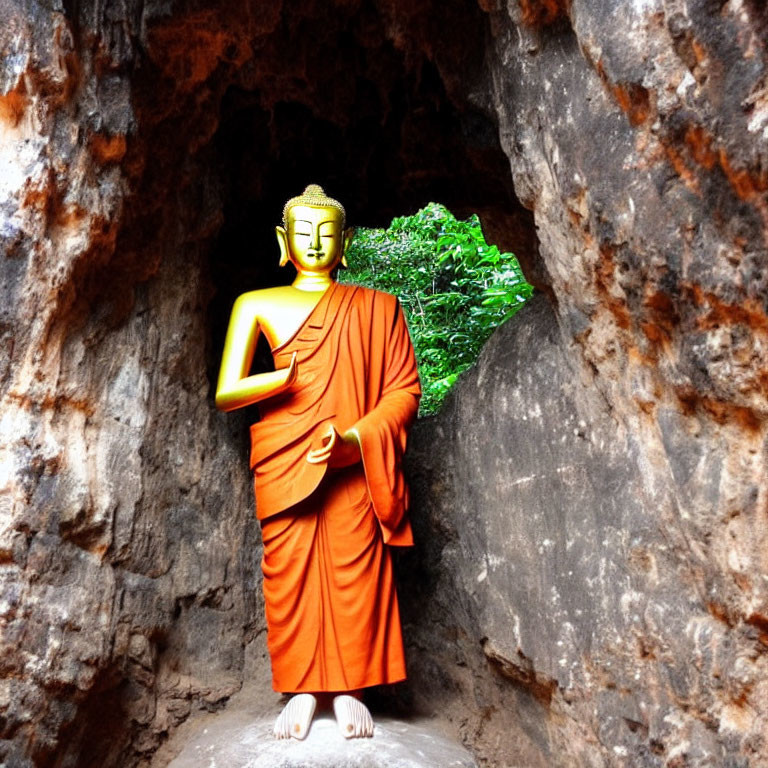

{"left": 660, "top": 122, "right": 768, "bottom": 204}
{"left": 633, "top": 394, "right": 658, "bottom": 415}
{"left": 733, "top": 572, "right": 752, "bottom": 592}
{"left": 610, "top": 82, "right": 652, "bottom": 126}
{"left": 639, "top": 321, "right": 667, "bottom": 346}
{"left": 627, "top": 345, "right": 658, "bottom": 368}
{"left": 587, "top": 265, "right": 767, "bottom": 429}
{"left": 688, "top": 285, "right": 768, "bottom": 335}
{"left": 717, "top": 148, "right": 768, "bottom": 200}
{"left": 745, "top": 613, "right": 768, "bottom": 647}
{"left": 94, "top": 542, "right": 110, "bottom": 557}
{"left": 90, "top": 133, "right": 127, "bottom": 165}
{"left": 484, "top": 644, "right": 557, "bottom": 705}
{"left": 662, "top": 142, "right": 700, "bottom": 194}
{"left": 49, "top": 29, "right": 82, "bottom": 105}
{"left": 7, "top": 390, "right": 95, "bottom": 417}
{"left": 21, "top": 168, "right": 62, "bottom": 225}
{"left": 758, "top": 368, "right": 768, "bottom": 396}
{"left": 0, "top": 80, "right": 27, "bottom": 126}
{"left": 706, "top": 601, "right": 734, "bottom": 627}
{"left": 644, "top": 291, "right": 676, "bottom": 317}
{"left": 746, "top": 612, "right": 768, "bottom": 633}
{"left": 640, "top": 291, "right": 679, "bottom": 350}
{"left": 54, "top": 203, "right": 87, "bottom": 229}
{"left": 22, "top": 180, "right": 54, "bottom": 213}
{"left": 588, "top": 53, "right": 654, "bottom": 127}
{"left": 147, "top": 11, "right": 247, "bottom": 89}
{"left": 594, "top": 244, "right": 632, "bottom": 331}
{"left": 518, "top": 0, "right": 570, "bottom": 27}
{"left": 21, "top": 173, "right": 96, "bottom": 241}
{"left": 732, "top": 682, "right": 754, "bottom": 710}
{"left": 567, "top": 207, "right": 583, "bottom": 227}
{"left": 675, "top": 385, "right": 763, "bottom": 432}
{"left": 684, "top": 125, "right": 718, "bottom": 170}
{"left": 691, "top": 38, "right": 708, "bottom": 67}
{"left": 0, "top": 549, "right": 16, "bottom": 566}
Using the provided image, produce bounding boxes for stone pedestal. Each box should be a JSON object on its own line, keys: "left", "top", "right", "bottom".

{"left": 166, "top": 711, "right": 477, "bottom": 768}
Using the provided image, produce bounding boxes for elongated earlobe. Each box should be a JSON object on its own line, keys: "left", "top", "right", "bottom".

{"left": 276, "top": 225, "right": 289, "bottom": 267}
{"left": 341, "top": 227, "right": 354, "bottom": 269}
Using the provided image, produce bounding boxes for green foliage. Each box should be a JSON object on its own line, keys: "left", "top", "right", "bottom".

{"left": 338, "top": 203, "right": 533, "bottom": 415}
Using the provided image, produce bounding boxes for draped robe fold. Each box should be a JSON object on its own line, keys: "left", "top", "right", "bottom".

{"left": 249, "top": 282, "right": 420, "bottom": 693}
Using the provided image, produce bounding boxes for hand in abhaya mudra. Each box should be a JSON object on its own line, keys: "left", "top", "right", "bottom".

{"left": 215, "top": 185, "right": 421, "bottom": 740}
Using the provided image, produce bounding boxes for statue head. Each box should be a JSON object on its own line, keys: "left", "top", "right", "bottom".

{"left": 276, "top": 184, "right": 354, "bottom": 272}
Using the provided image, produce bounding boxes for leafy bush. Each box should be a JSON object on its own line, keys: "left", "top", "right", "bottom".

{"left": 339, "top": 203, "right": 533, "bottom": 416}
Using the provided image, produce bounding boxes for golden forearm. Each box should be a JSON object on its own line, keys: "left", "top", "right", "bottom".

{"left": 215, "top": 363, "right": 295, "bottom": 412}
{"left": 216, "top": 295, "right": 297, "bottom": 412}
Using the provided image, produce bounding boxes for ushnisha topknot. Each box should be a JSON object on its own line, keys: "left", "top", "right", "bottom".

{"left": 282, "top": 184, "right": 346, "bottom": 228}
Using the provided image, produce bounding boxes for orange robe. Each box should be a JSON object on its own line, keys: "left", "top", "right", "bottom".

{"left": 249, "top": 282, "right": 421, "bottom": 693}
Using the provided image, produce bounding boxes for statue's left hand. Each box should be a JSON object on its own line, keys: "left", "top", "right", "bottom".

{"left": 307, "top": 425, "right": 362, "bottom": 468}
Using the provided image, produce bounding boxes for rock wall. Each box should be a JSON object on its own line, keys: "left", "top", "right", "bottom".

{"left": 1, "top": 0, "right": 767, "bottom": 766}
{"left": 405, "top": 294, "right": 767, "bottom": 767}
{"left": 404, "top": 2, "right": 768, "bottom": 766}
{"left": 0, "top": 4, "right": 263, "bottom": 764}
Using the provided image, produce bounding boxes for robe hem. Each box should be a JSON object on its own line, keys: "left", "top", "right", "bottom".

{"left": 273, "top": 674, "right": 408, "bottom": 694}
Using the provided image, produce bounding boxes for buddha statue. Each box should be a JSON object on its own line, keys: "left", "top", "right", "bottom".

{"left": 216, "top": 185, "right": 421, "bottom": 740}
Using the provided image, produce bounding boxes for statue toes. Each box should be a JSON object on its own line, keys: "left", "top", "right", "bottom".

{"left": 333, "top": 694, "right": 374, "bottom": 739}
{"left": 273, "top": 693, "right": 316, "bottom": 741}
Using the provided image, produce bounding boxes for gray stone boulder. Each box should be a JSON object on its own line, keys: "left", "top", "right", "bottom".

{"left": 162, "top": 681, "right": 477, "bottom": 768}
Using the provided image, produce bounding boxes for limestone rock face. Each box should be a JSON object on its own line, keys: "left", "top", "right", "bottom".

{"left": 0, "top": 2, "right": 263, "bottom": 764}
{"left": 404, "top": 2, "right": 768, "bottom": 766}
{"left": 405, "top": 294, "right": 768, "bottom": 767}
{"left": 1, "top": 0, "right": 767, "bottom": 766}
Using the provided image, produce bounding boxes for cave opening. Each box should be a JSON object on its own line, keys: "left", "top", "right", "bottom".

{"left": 338, "top": 203, "right": 534, "bottom": 415}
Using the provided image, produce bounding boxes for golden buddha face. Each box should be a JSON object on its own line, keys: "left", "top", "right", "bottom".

{"left": 277, "top": 203, "right": 353, "bottom": 273}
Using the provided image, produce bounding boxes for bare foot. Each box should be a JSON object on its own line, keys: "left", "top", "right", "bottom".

{"left": 273, "top": 693, "right": 317, "bottom": 740}
{"left": 332, "top": 694, "right": 374, "bottom": 739}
